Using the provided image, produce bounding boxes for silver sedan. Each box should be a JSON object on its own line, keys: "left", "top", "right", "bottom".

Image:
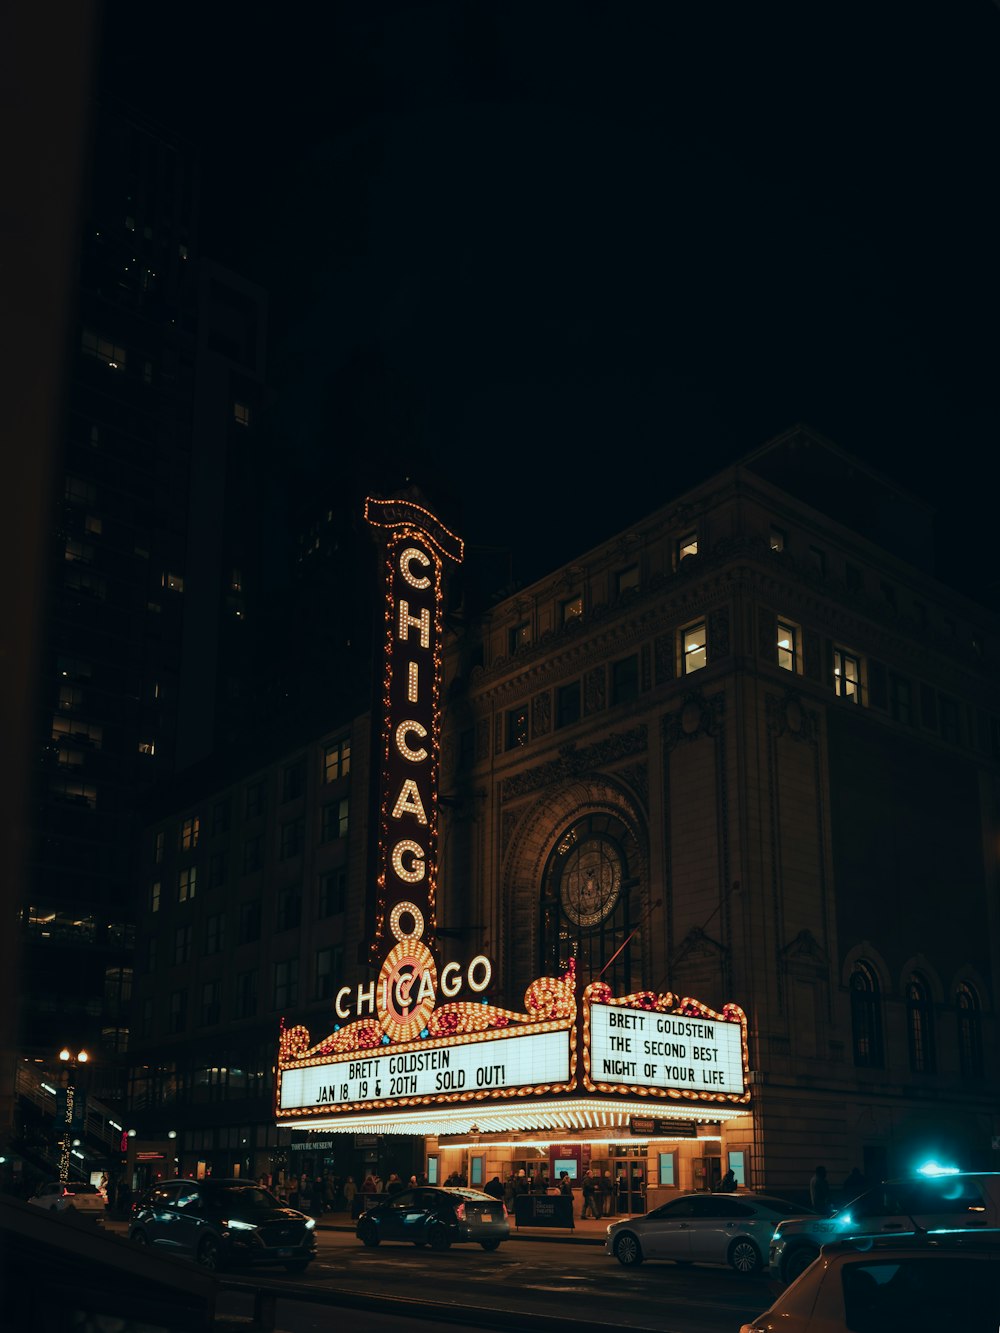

{"left": 606, "top": 1191, "right": 815, "bottom": 1274}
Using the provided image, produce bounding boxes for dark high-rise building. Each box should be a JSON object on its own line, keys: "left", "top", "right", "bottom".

{"left": 17, "top": 97, "right": 267, "bottom": 1102}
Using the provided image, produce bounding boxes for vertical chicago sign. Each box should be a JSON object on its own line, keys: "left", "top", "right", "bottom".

{"left": 363, "top": 495, "right": 464, "bottom": 1038}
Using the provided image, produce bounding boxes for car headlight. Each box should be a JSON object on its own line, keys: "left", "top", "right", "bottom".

{"left": 226, "top": 1218, "right": 257, "bottom": 1231}
{"left": 305, "top": 1217, "right": 316, "bottom": 1230}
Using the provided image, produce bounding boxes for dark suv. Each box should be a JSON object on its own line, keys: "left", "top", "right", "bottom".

{"left": 128, "top": 1177, "right": 316, "bottom": 1273}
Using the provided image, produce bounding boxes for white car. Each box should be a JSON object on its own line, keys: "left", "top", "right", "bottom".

{"left": 741, "top": 1234, "right": 999, "bottom": 1332}
{"left": 28, "top": 1180, "right": 106, "bottom": 1217}
{"left": 768, "top": 1169, "right": 1000, "bottom": 1284}
{"left": 606, "top": 1191, "right": 815, "bottom": 1274}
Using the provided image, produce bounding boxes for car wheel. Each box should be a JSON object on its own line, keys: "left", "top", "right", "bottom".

{"left": 783, "top": 1245, "right": 818, "bottom": 1283}
{"left": 480, "top": 1240, "right": 501, "bottom": 1251}
{"left": 130, "top": 1230, "right": 149, "bottom": 1248}
{"left": 285, "top": 1261, "right": 310, "bottom": 1273}
{"left": 613, "top": 1232, "right": 643, "bottom": 1266}
{"left": 196, "top": 1235, "right": 224, "bottom": 1272}
{"left": 728, "top": 1238, "right": 761, "bottom": 1274}
{"left": 358, "top": 1221, "right": 380, "bottom": 1248}
{"left": 427, "top": 1223, "right": 451, "bottom": 1252}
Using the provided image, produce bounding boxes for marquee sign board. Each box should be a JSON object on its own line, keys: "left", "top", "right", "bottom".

{"left": 582, "top": 985, "right": 749, "bottom": 1107}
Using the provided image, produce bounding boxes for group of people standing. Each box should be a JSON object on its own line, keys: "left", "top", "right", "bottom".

{"left": 580, "top": 1169, "right": 615, "bottom": 1218}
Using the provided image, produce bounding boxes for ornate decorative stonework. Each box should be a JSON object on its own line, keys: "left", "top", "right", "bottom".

{"left": 708, "top": 607, "right": 730, "bottom": 660}
{"left": 654, "top": 634, "right": 674, "bottom": 685}
{"left": 531, "top": 690, "right": 551, "bottom": 736}
{"left": 583, "top": 665, "right": 606, "bottom": 715}
{"left": 501, "top": 726, "right": 648, "bottom": 803}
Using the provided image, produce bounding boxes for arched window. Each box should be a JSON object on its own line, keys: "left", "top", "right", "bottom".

{"left": 850, "top": 961, "right": 883, "bottom": 1068}
{"left": 906, "top": 973, "right": 935, "bottom": 1074}
{"left": 539, "top": 812, "right": 640, "bottom": 994}
{"left": 957, "top": 983, "right": 984, "bottom": 1078}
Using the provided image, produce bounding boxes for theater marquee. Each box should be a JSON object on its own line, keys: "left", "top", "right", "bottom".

{"left": 274, "top": 496, "right": 750, "bottom": 1132}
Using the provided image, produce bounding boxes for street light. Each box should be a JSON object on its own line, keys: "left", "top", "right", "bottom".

{"left": 57, "top": 1047, "right": 89, "bottom": 1183}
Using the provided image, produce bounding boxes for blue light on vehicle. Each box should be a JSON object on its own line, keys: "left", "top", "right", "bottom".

{"left": 915, "top": 1161, "right": 960, "bottom": 1177}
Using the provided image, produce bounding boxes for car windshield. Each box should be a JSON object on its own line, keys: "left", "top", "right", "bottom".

{"left": 208, "top": 1185, "right": 279, "bottom": 1214}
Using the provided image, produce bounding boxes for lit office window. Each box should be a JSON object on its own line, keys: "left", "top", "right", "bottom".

{"left": 833, "top": 649, "right": 861, "bottom": 702}
{"left": 683, "top": 623, "right": 706, "bottom": 673}
{"left": 777, "top": 621, "right": 797, "bottom": 672}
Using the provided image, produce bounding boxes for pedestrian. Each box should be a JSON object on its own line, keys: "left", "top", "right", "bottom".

{"left": 809, "top": 1165, "right": 831, "bottom": 1215}
{"left": 343, "top": 1175, "right": 357, "bottom": 1215}
{"left": 484, "top": 1175, "right": 504, "bottom": 1200}
{"left": 581, "top": 1171, "right": 600, "bottom": 1219}
{"left": 558, "top": 1171, "right": 573, "bottom": 1197}
{"left": 514, "top": 1169, "right": 529, "bottom": 1196}
{"left": 713, "top": 1167, "right": 737, "bottom": 1192}
{"left": 386, "top": 1172, "right": 403, "bottom": 1194}
{"left": 599, "top": 1170, "right": 614, "bottom": 1216}
{"left": 323, "top": 1172, "right": 336, "bottom": 1213}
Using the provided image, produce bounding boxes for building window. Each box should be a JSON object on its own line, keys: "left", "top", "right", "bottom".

{"left": 200, "top": 980, "right": 222, "bottom": 1027}
{"left": 168, "top": 990, "right": 187, "bottom": 1034}
{"left": 845, "top": 562, "right": 863, "bottom": 593}
{"left": 238, "top": 900, "right": 261, "bottom": 944}
{"left": 245, "top": 780, "right": 266, "bottom": 818}
{"left": 506, "top": 706, "right": 529, "bottom": 749}
{"left": 234, "top": 402, "right": 251, "bottom": 427}
{"left": 906, "top": 974, "right": 935, "bottom": 1074}
{"left": 178, "top": 867, "right": 197, "bottom": 903}
{"left": 145, "top": 937, "right": 156, "bottom": 975}
{"left": 173, "top": 924, "right": 192, "bottom": 966}
{"left": 207, "top": 851, "right": 227, "bottom": 888}
{"left": 139, "top": 997, "right": 153, "bottom": 1038}
{"left": 850, "top": 962, "right": 884, "bottom": 1068}
{"left": 561, "top": 595, "right": 583, "bottom": 626}
{"left": 273, "top": 958, "right": 299, "bottom": 1009}
{"left": 957, "top": 983, "right": 984, "bottom": 1078}
{"left": 180, "top": 816, "right": 200, "bottom": 851}
{"left": 890, "top": 674, "right": 913, "bottom": 726}
{"left": 315, "top": 946, "right": 343, "bottom": 1001}
{"left": 808, "top": 546, "right": 826, "bottom": 577}
{"left": 81, "top": 328, "right": 126, "bottom": 370}
{"left": 321, "top": 798, "right": 349, "bottom": 842}
{"left": 676, "top": 532, "right": 698, "bottom": 565}
{"left": 279, "top": 818, "right": 304, "bottom": 860}
{"left": 880, "top": 580, "right": 897, "bottom": 611}
{"left": 138, "top": 740, "right": 155, "bottom": 757}
{"left": 211, "top": 800, "right": 230, "bottom": 835}
{"left": 318, "top": 869, "right": 346, "bottom": 918}
{"left": 162, "top": 572, "right": 184, "bottom": 593}
{"left": 939, "top": 695, "right": 962, "bottom": 745}
{"left": 282, "top": 759, "right": 305, "bottom": 803}
{"left": 150, "top": 880, "right": 161, "bottom": 914}
{"left": 833, "top": 648, "right": 861, "bottom": 702}
{"left": 682, "top": 622, "right": 706, "bottom": 674}
{"left": 616, "top": 565, "right": 639, "bottom": 596}
{"left": 323, "top": 739, "right": 351, "bottom": 783}
{"left": 611, "top": 654, "right": 639, "bottom": 706}
{"left": 769, "top": 526, "right": 785, "bottom": 552}
{"left": 556, "top": 681, "right": 581, "bottom": 729}
{"left": 276, "top": 884, "right": 302, "bottom": 932}
{"left": 777, "top": 621, "right": 798, "bottom": 672}
{"left": 205, "top": 912, "right": 225, "bottom": 955}
{"left": 242, "top": 835, "right": 263, "bottom": 874}
{"left": 509, "top": 621, "right": 532, "bottom": 653}
{"left": 236, "top": 969, "right": 257, "bottom": 1019}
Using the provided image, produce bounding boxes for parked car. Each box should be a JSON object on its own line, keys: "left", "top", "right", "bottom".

{"left": 606, "top": 1191, "right": 816, "bottom": 1273}
{"left": 768, "top": 1168, "right": 1000, "bottom": 1284}
{"left": 28, "top": 1181, "right": 106, "bottom": 1218}
{"left": 356, "top": 1186, "right": 509, "bottom": 1251}
{"left": 128, "top": 1177, "right": 316, "bottom": 1272}
{"left": 742, "top": 1233, "right": 1000, "bottom": 1332}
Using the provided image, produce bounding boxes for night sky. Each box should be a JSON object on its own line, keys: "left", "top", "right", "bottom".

{"left": 99, "top": 2, "right": 1000, "bottom": 598}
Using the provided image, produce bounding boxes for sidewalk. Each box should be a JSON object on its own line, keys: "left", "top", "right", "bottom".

{"left": 314, "top": 1209, "right": 621, "bottom": 1243}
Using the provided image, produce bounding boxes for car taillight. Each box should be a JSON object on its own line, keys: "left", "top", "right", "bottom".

{"left": 454, "top": 1203, "right": 465, "bottom": 1222}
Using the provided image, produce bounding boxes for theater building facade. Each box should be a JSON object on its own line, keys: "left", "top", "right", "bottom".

{"left": 131, "top": 428, "right": 1000, "bottom": 1201}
